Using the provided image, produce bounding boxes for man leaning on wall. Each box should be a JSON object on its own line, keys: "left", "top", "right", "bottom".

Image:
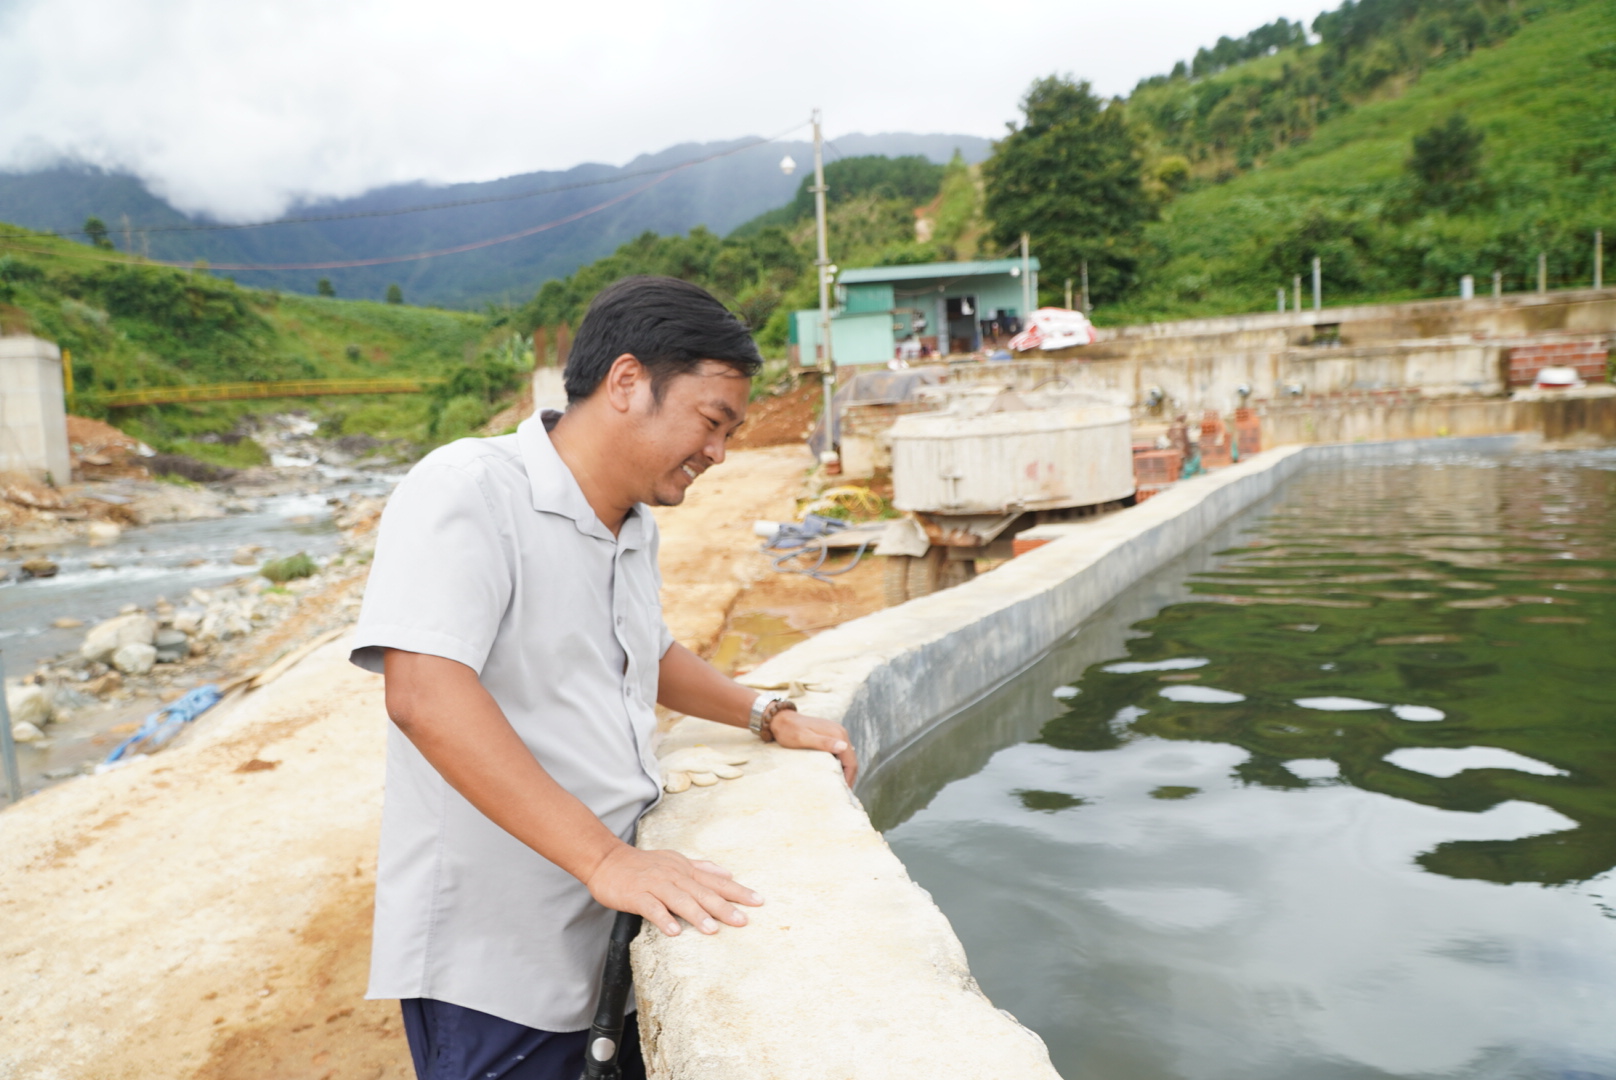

{"left": 349, "top": 275, "right": 859, "bottom": 1080}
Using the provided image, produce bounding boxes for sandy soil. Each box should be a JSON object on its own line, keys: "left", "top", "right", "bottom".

{"left": 0, "top": 444, "right": 887, "bottom": 1080}
{"left": 728, "top": 377, "right": 819, "bottom": 452}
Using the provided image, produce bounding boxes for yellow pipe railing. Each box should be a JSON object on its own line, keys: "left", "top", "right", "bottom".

{"left": 87, "top": 377, "right": 445, "bottom": 408}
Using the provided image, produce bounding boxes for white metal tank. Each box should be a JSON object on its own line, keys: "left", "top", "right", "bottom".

{"left": 890, "top": 406, "right": 1134, "bottom": 514}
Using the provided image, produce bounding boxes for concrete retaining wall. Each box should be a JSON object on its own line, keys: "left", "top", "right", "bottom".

{"left": 634, "top": 434, "right": 1528, "bottom": 1078}
{"left": 0, "top": 335, "right": 70, "bottom": 483}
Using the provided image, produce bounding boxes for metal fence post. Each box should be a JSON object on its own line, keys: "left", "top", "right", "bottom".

{"left": 0, "top": 653, "right": 22, "bottom": 804}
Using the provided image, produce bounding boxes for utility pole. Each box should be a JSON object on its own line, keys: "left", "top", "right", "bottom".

{"left": 1020, "top": 233, "right": 1032, "bottom": 323}
{"left": 1312, "top": 256, "right": 1322, "bottom": 312}
{"left": 1081, "top": 260, "right": 1091, "bottom": 316}
{"left": 0, "top": 652, "right": 21, "bottom": 804}
{"left": 811, "top": 109, "right": 835, "bottom": 460}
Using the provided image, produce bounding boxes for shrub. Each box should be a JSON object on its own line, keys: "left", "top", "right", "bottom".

{"left": 260, "top": 552, "right": 317, "bottom": 583}
{"left": 436, "top": 394, "right": 489, "bottom": 441}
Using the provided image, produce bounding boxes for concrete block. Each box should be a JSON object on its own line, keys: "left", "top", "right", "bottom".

{"left": 0, "top": 335, "right": 70, "bottom": 483}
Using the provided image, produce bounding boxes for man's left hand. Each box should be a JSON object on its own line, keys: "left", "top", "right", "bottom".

{"left": 770, "top": 711, "right": 858, "bottom": 787}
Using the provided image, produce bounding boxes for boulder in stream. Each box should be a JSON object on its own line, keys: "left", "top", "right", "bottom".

{"left": 20, "top": 557, "right": 58, "bottom": 579}
{"left": 111, "top": 642, "right": 157, "bottom": 676}
{"left": 153, "top": 630, "right": 189, "bottom": 664}
{"left": 80, "top": 614, "right": 157, "bottom": 663}
{"left": 6, "top": 684, "right": 53, "bottom": 727}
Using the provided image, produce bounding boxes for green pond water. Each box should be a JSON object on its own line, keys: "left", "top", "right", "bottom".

{"left": 874, "top": 448, "right": 1616, "bottom": 1080}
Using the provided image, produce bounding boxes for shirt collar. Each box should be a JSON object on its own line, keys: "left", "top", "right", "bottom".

{"left": 517, "top": 413, "right": 648, "bottom": 549}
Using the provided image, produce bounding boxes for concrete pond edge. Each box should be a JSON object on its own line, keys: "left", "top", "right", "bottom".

{"left": 634, "top": 433, "right": 1527, "bottom": 1079}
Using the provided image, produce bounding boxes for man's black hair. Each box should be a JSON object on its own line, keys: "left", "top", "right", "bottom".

{"left": 563, "top": 276, "right": 763, "bottom": 404}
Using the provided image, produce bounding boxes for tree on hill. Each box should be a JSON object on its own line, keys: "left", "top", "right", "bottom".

{"left": 790, "top": 155, "right": 944, "bottom": 218}
{"left": 386, "top": 283, "right": 404, "bottom": 304}
{"left": 316, "top": 277, "right": 336, "bottom": 297}
{"left": 83, "top": 217, "right": 113, "bottom": 250}
{"left": 1191, "top": 18, "right": 1309, "bottom": 78}
{"left": 983, "top": 76, "right": 1153, "bottom": 307}
{"left": 1409, "top": 114, "right": 1485, "bottom": 208}
{"left": 733, "top": 154, "right": 948, "bottom": 237}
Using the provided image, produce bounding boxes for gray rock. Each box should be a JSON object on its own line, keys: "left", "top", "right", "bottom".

{"left": 154, "top": 629, "right": 189, "bottom": 663}
{"left": 80, "top": 614, "right": 157, "bottom": 663}
{"left": 11, "top": 720, "right": 45, "bottom": 743}
{"left": 171, "top": 608, "right": 204, "bottom": 635}
{"left": 110, "top": 642, "right": 157, "bottom": 676}
{"left": 200, "top": 603, "right": 253, "bottom": 642}
{"left": 5, "top": 684, "right": 53, "bottom": 727}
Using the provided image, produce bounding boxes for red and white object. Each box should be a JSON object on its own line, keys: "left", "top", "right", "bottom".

{"left": 1008, "top": 308, "right": 1098, "bottom": 352}
{"left": 1534, "top": 365, "right": 1585, "bottom": 390}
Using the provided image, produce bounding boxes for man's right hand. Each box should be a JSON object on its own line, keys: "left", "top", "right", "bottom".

{"left": 585, "top": 845, "right": 762, "bottom": 938}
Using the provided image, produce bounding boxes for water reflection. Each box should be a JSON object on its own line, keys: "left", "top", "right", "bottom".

{"left": 879, "top": 449, "right": 1616, "bottom": 1079}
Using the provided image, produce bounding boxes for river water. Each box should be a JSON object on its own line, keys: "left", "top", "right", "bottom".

{"left": 873, "top": 447, "right": 1616, "bottom": 1080}
{"left": 0, "top": 467, "right": 396, "bottom": 675}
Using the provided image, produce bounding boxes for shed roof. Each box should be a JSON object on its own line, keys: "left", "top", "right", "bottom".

{"left": 838, "top": 257, "right": 1041, "bottom": 285}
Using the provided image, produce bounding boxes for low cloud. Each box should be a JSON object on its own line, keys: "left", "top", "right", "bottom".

{"left": 0, "top": 0, "right": 1329, "bottom": 221}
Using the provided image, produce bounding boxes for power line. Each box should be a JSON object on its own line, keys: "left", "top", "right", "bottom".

{"left": 62, "top": 123, "right": 809, "bottom": 237}
{"left": 0, "top": 119, "right": 812, "bottom": 272}
{"left": 2, "top": 175, "right": 662, "bottom": 271}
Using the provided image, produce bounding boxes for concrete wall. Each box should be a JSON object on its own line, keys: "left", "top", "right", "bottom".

{"left": 1087, "top": 287, "right": 1616, "bottom": 348}
{"left": 1001, "top": 288, "right": 1616, "bottom": 416}
{"left": 0, "top": 335, "right": 70, "bottom": 483}
{"left": 635, "top": 436, "right": 1526, "bottom": 1077}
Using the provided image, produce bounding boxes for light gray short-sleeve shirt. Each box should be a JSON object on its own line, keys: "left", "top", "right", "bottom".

{"left": 350, "top": 414, "right": 668, "bottom": 1032}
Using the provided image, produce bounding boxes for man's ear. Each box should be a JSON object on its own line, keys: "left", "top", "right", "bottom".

{"left": 600, "top": 353, "right": 647, "bottom": 414}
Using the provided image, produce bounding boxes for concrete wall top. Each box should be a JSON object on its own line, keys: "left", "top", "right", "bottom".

{"left": 1089, "top": 288, "right": 1616, "bottom": 347}
{"left": 0, "top": 334, "right": 62, "bottom": 361}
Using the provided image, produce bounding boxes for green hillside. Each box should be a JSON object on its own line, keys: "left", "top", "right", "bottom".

{"left": 0, "top": 228, "right": 523, "bottom": 457}
{"left": 515, "top": 153, "right": 989, "bottom": 355}
{"left": 431, "top": 0, "right": 1616, "bottom": 341}
{"left": 1112, "top": 0, "right": 1616, "bottom": 321}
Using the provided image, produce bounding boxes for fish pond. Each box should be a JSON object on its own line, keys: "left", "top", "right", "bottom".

{"left": 872, "top": 447, "right": 1616, "bottom": 1080}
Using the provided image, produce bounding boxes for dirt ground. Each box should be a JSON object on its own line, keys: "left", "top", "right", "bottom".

{"left": 729, "top": 376, "right": 820, "bottom": 451}
{"left": 0, "top": 443, "right": 892, "bottom": 1080}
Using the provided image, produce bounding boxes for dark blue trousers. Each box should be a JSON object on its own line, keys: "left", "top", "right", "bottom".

{"left": 401, "top": 998, "right": 646, "bottom": 1080}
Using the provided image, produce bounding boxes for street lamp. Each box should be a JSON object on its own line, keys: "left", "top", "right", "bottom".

{"left": 783, "top": 111, "right": 837, "bottom": 465}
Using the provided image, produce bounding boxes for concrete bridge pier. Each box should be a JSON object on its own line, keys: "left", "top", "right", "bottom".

{"left": 0, "top": 335, "right": 70, "bottom": 484}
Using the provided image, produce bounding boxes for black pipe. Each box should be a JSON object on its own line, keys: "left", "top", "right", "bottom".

{"left": 580, "top": 910, "right": 642, "bottom": 1080}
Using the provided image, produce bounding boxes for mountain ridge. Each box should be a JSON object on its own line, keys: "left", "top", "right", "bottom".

{"left": 0, "top": 133, "right": 991, "bottom": 308}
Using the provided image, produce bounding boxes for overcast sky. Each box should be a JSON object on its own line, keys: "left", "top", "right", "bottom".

{"left": 0, "top": 0, "right": 1331, "bottom": 222}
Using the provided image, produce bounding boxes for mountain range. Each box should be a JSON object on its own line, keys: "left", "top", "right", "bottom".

{"left": 0, "top": 133, "right": 991, "bottom": 309}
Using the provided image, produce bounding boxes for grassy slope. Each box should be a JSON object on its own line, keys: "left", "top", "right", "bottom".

{"left": 1110, "top": 0, "right": 1616, "bottom": 322}
{"left": 0, "top": 227, "right": 502, "bottom": 454}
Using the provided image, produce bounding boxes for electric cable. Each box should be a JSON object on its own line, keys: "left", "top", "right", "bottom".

{"left": 51, "top": 121, "right": 810, "bottom": 238}
{"left": 0, "top": 120, "right": 813, "bottom": 272}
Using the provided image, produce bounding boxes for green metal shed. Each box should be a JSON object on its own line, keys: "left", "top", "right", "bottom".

{"left": 792, "top": 258, "right": 1041, "bottom": 367}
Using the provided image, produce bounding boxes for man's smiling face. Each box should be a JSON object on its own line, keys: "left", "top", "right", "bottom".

{"left": 626, "top": 359, "right": 751, "bottom": 507}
